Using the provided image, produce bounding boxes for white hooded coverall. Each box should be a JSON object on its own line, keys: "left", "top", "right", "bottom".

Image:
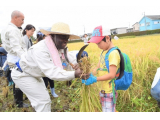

{"left": 1, "top": 22, "right": 27, "bottom": 88}
{"left": 11, "top": 40, "right": 77, "bottom": 112}
{"left": 1, "top": 22, "right": 27, "bottom": 66}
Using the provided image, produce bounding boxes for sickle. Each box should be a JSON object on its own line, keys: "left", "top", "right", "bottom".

{"left": 77, "top": 44, "right": 89, "bottom": 63}
{"left": 64, "top": 47, "right": 74, "bottom": 68}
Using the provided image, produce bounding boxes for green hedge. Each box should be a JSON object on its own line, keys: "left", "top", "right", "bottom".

{"left": 111, "top": 29, "right": 160, "bottom": 38}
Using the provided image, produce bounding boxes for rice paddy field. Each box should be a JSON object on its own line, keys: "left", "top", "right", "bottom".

{"left": 0, "top": 34, "right": 160, "bottom": 112}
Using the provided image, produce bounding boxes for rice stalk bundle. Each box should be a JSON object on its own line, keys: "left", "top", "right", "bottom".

{"left": 76, "top": 56, "right": 102, "bottom": 112}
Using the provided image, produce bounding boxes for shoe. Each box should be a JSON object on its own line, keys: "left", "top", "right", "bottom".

{"left": 8, "top": 82, "right": 12, "bottom": 86}
{"left": 11, "top": 81, "right": 14, "bottom": 85}
{"left": 19, "top": 102, "right": 29, "bottom": 108}
{"left": 14, "top": 88, "right": 29, "bottom": 108}
{"left": 50, "top": 88, "right": 58, "bottom": 97}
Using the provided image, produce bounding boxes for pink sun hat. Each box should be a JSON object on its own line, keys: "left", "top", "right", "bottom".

{"left": 88, "top": 25, "right": 111, "bottom": 43}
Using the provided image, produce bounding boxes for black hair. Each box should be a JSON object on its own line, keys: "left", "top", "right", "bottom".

{"left": 22, "top": 24, "right": 36, "bottom": 36}
{"left": 102, "top": 35, "right": 111, "bottom": 42}
{"left": 36, "top": 32, "right": 45, "bottom": 42}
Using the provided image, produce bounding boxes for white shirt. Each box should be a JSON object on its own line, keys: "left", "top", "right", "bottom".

{"left": 19, "top": 40, "right": 77, "bottom": 81}
{"left": 1, "top": 22, "right": 27, "bottom": 64}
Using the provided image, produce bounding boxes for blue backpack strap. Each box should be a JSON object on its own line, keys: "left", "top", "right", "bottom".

{"left": 105, "top": 47, "right": 118, "bottom": 72}
{"left": 104, "top": 47, "right": 119, "bottom": 104}
{"left": 114, "top": 48, "right": 125, "bottom": 80}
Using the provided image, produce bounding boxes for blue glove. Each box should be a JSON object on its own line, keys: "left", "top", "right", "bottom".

{"left": 81, "top": 73, "right": 97, "bottom": 85}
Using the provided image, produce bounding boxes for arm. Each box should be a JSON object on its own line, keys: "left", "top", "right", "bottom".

{"left": 9, "top": 29, "right": 26, "bottom": 58}
{"left": 81, "top": 50, "right": 120, "bottom": 85}
{"left": 67, "top": 50, "right": 78, "bottom": 70}
{"left": 151, "top": 68, "right": 160, "bottom": 88}
{"left": 32, "top": 48, "right": 75, "bottom": 81}
{"left": 97, "top": 65, "right": 117, "bottom": 81}
{"left": 97, "top": 50, "right": 120, "bottom": 81}
{"left": 67, "top": 50, "right": 78, "bottom": 65}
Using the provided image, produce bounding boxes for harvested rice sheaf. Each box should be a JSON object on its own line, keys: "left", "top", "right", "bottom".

{"left": 79, "top": 56, "right": 91, "bottom": 74}
{"left": 77, "top": 56, "right": 102, "bottom": 112}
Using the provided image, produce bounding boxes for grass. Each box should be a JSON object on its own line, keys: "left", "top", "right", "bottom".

{"left": 1, "top": 34, "right": 160, "bottom": 112}
{"left": 68, "top": 34, "right": 160, "bottom": 112}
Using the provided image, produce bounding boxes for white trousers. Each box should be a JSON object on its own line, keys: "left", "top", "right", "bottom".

{"left": 11, "top": 68, "right": 51, "bottom": 112}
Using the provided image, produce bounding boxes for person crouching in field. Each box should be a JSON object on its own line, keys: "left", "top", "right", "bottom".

{"left": 36, "top": 31, "right": 88, "bottom": 97}
{"left": 151, "top": 67, "right": 160, "bottom": 108}
{"left": 11, "top": 22, "right": 88, "bottom": 112}
{"left": 81, "top": 25, "right": 120, "bottom": 112}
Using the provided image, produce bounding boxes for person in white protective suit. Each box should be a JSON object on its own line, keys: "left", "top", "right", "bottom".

{"left": 1, "top": 10, "right": 29, "bottom": 108}
{"left": 11, "top": 22, "right": 89, "bottom": 112}
{"left": 151, "top": 67, "right": 160, "bottom": 108}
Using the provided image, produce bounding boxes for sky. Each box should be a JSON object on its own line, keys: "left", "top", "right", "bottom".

{"left": 0, "top": 0, "right": 160, "bottom": 37}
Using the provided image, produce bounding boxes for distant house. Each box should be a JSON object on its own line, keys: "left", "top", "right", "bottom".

{"left": 127, "top": 28, "right": 133, "bottom": 33}
{"left": 110, "top": 27, "right": 127, "bottom": 35}
{"left": 139, "top": 15, "right": 160, "bottom": 31}
{"left": 132, "top": 22, "right": 139, "bottom": 32}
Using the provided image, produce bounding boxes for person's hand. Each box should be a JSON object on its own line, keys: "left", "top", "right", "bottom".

{"left": 72, "top": 63, "right": 79, "bottom": 70}
{"left": 81, "top": 73, "right": 90, "bottom": 80}
{"left": 81, "top": 73, "right": 97, "bottom": 85}
{"left": 75, "top": 68, "right": 82, "bottom": 78}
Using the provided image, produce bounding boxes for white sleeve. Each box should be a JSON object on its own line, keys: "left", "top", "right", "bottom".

{"left": 9, "top": 30, "right": 26, "bottom": 58}
{"left": 68, "top": 51, "right": 78, "bottom": 65}
{"left": 151, "top": 68, "right": 160, "bottom": 88}
{"left": 32, "top": 48, "right": 75, "bottom": 81}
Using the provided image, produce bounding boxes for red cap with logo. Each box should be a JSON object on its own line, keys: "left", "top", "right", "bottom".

{"left": 88, "top": 25, "right": 111, "bottom": 43}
